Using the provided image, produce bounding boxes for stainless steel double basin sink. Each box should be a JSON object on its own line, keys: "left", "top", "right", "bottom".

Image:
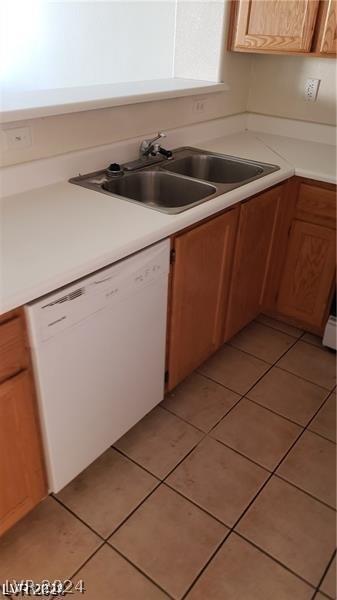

{"left": 70, "top": 147, "right": 279, "bottom": 214}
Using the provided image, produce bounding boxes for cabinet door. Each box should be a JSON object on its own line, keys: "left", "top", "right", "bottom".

{"left": 277, "top": 220, "right": 336, "bottom": 329}
{"left": 167, "top": 208, "right": 239, "bottom": 390}
{"left": 225, "top": 186, "right": 282, "bottom": 340}
{"left": 0, "top": 372, "right": 46, "bottom": 536}
{"left": 315, "top": 0, "right": 337, "bottom": 55}
{"left": 231, "top": 0, "right": 319, "bottom": 52}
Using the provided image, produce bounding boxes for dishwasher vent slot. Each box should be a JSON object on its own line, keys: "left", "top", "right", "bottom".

{"left": 42, "top": 287, "right": 85, "bottom": 308}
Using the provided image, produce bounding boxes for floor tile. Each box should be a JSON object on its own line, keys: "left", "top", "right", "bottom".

{"left": 230, "top": 322, "right": 295, "bottom": 363}
{"left": 320, "top": 555, "right": 336, "bottom": 599}
{"left": 211, "top": 398, "right": 301, "bottom": 470}
{"left": 186, "top": 533, "right": 313, "bottom": 600}
{"left": 76, "top": 544, "right": 169, "bottom": 599}
{"left": 256, "top": 314, "right": 303, "bottom": 338}
{"left": 277, "top": 341, "right": 336, "bottom": 390}
{"left": 56, "top": 448, "right": 158, "bottom": 538}
{"left": 167, "top": 437, "right": 268, "bottom": 526}
{"left": 277, "top": 431, "right": 336, "bottom": 508}
{"left": 161, "top": 372, "right": 240, "bottom": 432}
{"left": 0, "top": 497, "right": 100, "bottom": 581}
{"left": 309, "top": 391, "right": 336, "bottom": 443}
{"left": 247, "top": 367, "right": 328, "bottom": 426}
{"left": 236, "top": 477, "right": 336, "bottom": 586}
{"left": 199, "top": 345, "right": 269, "bottom": 395}
{"left": 114, "top": 406, "right": 203, "bottom": 479}
{"left": 302, "top": 332, "right": 323, "bottom": 347}
{"left": 110, "top": 484, "right": 226, "bottom": 599}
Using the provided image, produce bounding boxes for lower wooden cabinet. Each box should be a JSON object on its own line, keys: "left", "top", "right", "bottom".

{"left": 0, "top": 315, "right": 47, "bottom": 537}
{"left": 167, "top": 207, "right": 239, "bottom": 390}
{"left": 224, "top": 185, "right": 283, "bottom": 340}
{"left": 277, "top": 220, "right": 336, "bottom": 330}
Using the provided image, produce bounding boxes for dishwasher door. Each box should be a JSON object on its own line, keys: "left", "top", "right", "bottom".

{"left": 25, "top": 239, "right": 170, "bottom": 492}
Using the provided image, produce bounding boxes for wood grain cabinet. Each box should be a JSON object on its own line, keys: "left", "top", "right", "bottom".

{"left": 224, "top": 185, "right": 283, "bottom": 340}
{"left": 314, "top": 0, "right": 337, "bottom": 54}
{"left": 0, "top": 311, "right": 47, "bottom": 537}
{"left": 277, "top": 219, "right": 336, "bottom": 328}
{"left": 274, "top": 179, "right": 336, "bottom": 332}
{"left": 229, "top": 0, "right": 336, "bottom": 56}
{"left": 167, "top": 207, "right": 239, "bottom": 390}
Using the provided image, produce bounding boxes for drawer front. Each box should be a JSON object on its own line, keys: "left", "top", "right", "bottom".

{"left": 296, "top": 183, "right": 336, "bottom": 228}
{"left": 0, "top": 318, "right": 28, "bottom": 382}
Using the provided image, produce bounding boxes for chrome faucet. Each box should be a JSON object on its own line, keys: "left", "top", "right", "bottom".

{"left": 139, "top": 131, "right": 172, "bottom": 159}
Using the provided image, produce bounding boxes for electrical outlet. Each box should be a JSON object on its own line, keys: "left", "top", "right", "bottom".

{"left": 5, "top": 126, "right": 32, "bottom": 149}
{"left": 304, "top": 78, "right": 321, "bottom": 102}
{"left": 193, "top": 98, "right": 207, "bottom": 114}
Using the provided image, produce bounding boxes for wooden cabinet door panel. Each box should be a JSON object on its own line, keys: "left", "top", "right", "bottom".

{"left": 0, "top": 372, "right": 46, "bottom": 536}
{"left": 225, "top": 186, "right": 282, "bottom": 340}
{"left": 296, "top": 182, "right": 336, "bottom": 228}
{"left": 0, "top": 317, "right": 28, "bottom": 383}
{"left": 315, "top": 0, "right": 337, "bottom": 54}
{"left": 232, "top": 0, "right": 319, "bottom": 52}
{"left": 168, "top": 208, "right": 239, "bottom": 390}
{"left": 277, "top": 220, "right": 336, "bottom": 328}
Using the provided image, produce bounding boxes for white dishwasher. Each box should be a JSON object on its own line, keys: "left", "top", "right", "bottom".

{"left": 25, "top": 239, "right": 170, "bottom": 492}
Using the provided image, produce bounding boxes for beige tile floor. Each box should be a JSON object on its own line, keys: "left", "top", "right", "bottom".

{"left": 0, "top": 316, "right": 336, "bottom": 600}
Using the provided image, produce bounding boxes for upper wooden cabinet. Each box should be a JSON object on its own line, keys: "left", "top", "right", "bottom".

{"left": 229, "top": 0, "right": 336, "bottom": 56}
{"left": 314, "top": 0, "right": 337, "bottom": 54}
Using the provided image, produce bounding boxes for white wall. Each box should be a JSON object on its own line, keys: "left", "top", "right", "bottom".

{"left": 1, "top": 1, "right": 176, "bottom": 92}
{"left": 248, "top": 54, "right": 337, "bottom": 126}
{"left": 0, "top": 1, "right": 253, "bottom": 166}
{"left": 174, "top": 0, "right": 226, "bottom": 82}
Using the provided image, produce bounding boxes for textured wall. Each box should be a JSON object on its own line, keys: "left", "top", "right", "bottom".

{"left": 248, "top": 54, "right": 337, "bottom": 126}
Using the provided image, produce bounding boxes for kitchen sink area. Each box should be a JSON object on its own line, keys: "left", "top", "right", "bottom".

{"left": 70, "top": 147, "right": 280, "bottom": 214}
{"left": 102, "top": 171, "right": 216, "bottom": 211}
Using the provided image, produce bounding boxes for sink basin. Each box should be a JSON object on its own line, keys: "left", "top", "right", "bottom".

{"left": 69, "top": 146, "right": 279, "bottom": 214}
{"left": 163, "top": 154, "right": 264, "bottom": 184}
{"left": 102, "top": 171, "right": 216, "bottom": 213}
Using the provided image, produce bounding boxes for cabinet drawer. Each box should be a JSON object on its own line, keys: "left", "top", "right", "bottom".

{"left": 296, "top": 183, "right": 336, "bottom": 228}
{"left": 0, "top": 318, "right": 28, "bottom": 382}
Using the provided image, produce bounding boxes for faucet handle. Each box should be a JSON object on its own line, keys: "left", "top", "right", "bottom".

{"left": 148, "top": 131, "right": 166, "bottom": 145}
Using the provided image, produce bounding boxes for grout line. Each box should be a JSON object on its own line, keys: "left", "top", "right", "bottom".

{"left": 112, "top": 445, "right": 165, "bottom": 480}
{"left": 245, "top": 392, "right": 332, "bottom": 432}
{"left": 159, "top": 403, "right": 206, "bottom": 432}
{"left": 313, "top": 548, "right": 336, "bottom": 599}
{"left": 207, "top": 427, "right": 274, "bottom": 473}
{"left": 255, "top": 316, "right": 303, "bottom": 339}
{"left": 234, "top": 531, "right": 318, "bottom": 590}
{"left": 106, "top": 543, "right": 176, "bottom": 600}
{"left": 51, "top": 495, "right": 105, "bottom": 540}
{"left": 44, "top": 541, "right": 105, "bottom": 600}
{"left": 162, "top": 480, "right": 232, "bottom": 528}
{"left": 103, "top": 479, "right": 162, "bottom": 539}
{"left": 274, "top": 473, "right": 336, "bottom": 512}
{"left": 275, "top": 364, "right": 334, "bottom": 392}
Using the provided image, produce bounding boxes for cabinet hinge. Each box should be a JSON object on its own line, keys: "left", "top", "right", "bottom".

{"left": 164, "top": 370, "right": 169, "bottom": 384}
{"left": 170, "top": 249, "right": 176, "bottom": 264}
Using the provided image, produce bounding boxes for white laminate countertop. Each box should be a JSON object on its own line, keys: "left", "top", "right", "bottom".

{"left": 1, "top": 130, "right": 336, "bottom": 314}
